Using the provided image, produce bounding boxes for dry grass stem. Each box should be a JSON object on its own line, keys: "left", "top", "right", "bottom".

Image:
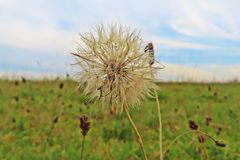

{"left": 123, "top": 105, "right": 148, "bottom": 160}
{"left": 154, "top": 90, "right": 163, "bottom": 160}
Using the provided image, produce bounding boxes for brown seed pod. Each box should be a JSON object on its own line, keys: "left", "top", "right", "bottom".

{"left": 21, "top": 77, "right": 27, "bottom": 83}
{"left": 53, "top": 117, "right": 58, "bottom": 123}
{"left": 59, "top": 83, "right": 64, "bottom": 89}
{"left": 198, "top": 134, "right": 205, "bottom": 143}
{"left": 205, "top": 116, "right": 212, "bottom": 126}
{"left": 215, "top": 141, "right": 226, "bottom": 147}
{"left": 15, "top": 81, "right": 19, "bottom": 86}
{"left": 79, "top": 115, "right": 91, "bottom": 136}
{"left": 208, "top": 85, "right": 211, "bottom": 92}
{"left": 189, "top": 120, "right": 198, "bottom": 130}
{"left": 14, "top": 96, "right": 19, "bottom": 102}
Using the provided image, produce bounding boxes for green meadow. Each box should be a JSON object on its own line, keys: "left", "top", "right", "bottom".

{"left": 0, "top": 80, "right": 239, "bottom": 160}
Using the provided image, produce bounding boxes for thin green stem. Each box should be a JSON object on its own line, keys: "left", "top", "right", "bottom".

{"left": 123, "top": 105, "right": 148, "bottom": 160}
{"left": 163, "top": 130, "right": 194, "bottom": 157}
{"left": 163, "top": 130, "right": 218, "bottom": 158}
{"left": 46, "top": 121, "right": 56, "bottom": 143}
{"left": 154, "top": 90, "right": 163, "bottom": 160}
{"left": 46, "top": 104, "right": 65, "bottom": 145}
{"left": 202, "top": 144, "right": 210, "bottom": 160}
{"left": 80, "top": 135, "right": 86, "bottom": 160}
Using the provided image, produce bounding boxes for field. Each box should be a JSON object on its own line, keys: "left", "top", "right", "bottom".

{"left": 0, "top": 80, "right": 239, "bottom": 160}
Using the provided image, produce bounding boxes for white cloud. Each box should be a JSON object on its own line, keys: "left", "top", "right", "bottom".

{"left": 0, "top": 22, "right": 74, "bottom": 53}
{"left": 160, "top": 63, "right": 240, "bottom": 82}
{"left": 1, "top": 0, "right": 240, "bottom": 81}
{"left": 1, "top": 0, "right": 240, "bottom": 53}
{"left": 168, "top": 0, "right": 240, "bottom": 39}
{"left": 0, "top": 0, "right": 134, "bottom": 53}
{"left": 147, "top": 36, "right": 210, "bottom": 49}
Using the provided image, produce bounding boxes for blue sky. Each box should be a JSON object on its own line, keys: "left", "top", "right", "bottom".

{"left": 0, "top": 0, "right": 240, "bottom": 81}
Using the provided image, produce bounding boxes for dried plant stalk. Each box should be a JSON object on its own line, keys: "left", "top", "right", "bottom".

{"left": 155, "top": 90, "right": 163, "bottom": 160}
{"left": 72, "top": 24, "right": 162, "bottom": 160}
{"left": 145, "top": 42, "right": 163, "bottom": 160}
{"left": 123, "top": 105, "right": 148, "bottom": 160}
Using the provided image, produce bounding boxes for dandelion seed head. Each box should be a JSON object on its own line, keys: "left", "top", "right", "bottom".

{"left": 72, "top": 24, "right": 160, "bottom": 110}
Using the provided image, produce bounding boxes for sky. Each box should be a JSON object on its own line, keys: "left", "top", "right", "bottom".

{"left": 0, "top": 0, "right": 240, "bottom": 81}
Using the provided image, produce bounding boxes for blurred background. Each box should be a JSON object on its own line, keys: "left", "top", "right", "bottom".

{"left": 0, "top": 0, "right": 240, "bottom": 82}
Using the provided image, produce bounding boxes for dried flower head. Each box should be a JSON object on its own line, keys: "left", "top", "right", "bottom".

{"left": 72, "top": 24, "right": 160, "bottom": 109}
{"left": 79, "top": 115, "right": 91, "bottom": 136}
{"left": 205, "top": 116, "right": 212, "bottom": 126}
{"left": 215, "top": 140, "right": 226, "bottom": 147}
{"left": 53, "top": 116, "right": 58, "bottom": 123}
{"left": 198, "top": 134, "right": 205, "bottom": 143}
{"left": 189, "top": 120, "right": 198, "bottom": 130}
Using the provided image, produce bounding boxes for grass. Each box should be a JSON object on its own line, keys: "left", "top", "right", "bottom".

{"left": 0, "top": 80, "right": 239, "bottom": 160}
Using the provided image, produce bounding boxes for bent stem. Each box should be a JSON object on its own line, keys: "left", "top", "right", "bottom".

{"left": 163, "top": 130, "right": 219, "bottom": 158}
{"left": 123, "top": 105, "right": 148, "bottom": 160}
{"left": 80, "top": 135, "right": 86, "bottom": 160}
{"left": 163, "top": 130, "right": 194, "bottom": 157}
{"left": 154, "top": 90, "right": 163, "bottom": 160}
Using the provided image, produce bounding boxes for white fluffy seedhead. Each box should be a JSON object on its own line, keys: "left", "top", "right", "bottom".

{"left": 72, "top": 24, "right": 160, "bottom": 111}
